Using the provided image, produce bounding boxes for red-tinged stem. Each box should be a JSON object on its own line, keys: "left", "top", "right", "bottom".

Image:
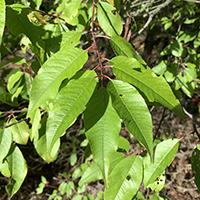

{"left": 94, "top": 35, "right": 110, "bottom": 39}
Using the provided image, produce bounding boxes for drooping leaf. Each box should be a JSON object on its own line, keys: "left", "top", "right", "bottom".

{"left": 46, "top": 70, "right": 97, "bottom": 157}
{"left": 79, "top": 161, "right": 103, "bottom": 185}
{"left": 6, "top": 144, "right": 28, "bottom": 197}
{"left": 143, "top": 139, "right": 179, "bottom": 188}
{"left": 6, "top": 4, "right": 45, "bottom": 64}
{"left": 191, "top": 144, "right": 200, "bottom": 193}
{"left": 110, "top": 36, "right": 146, "bottom": 65}
{"left": 97, "top": 2, "right": 122, "bottom": 37}
{"left": 9, "top": 118, "right": 29, "bottom": 145}
{"left": 108, "top": 80, "right": 153, "bottom": 159}
{"left": 111, "top": 56, "right": 185, "bottom": 118}
{"left": 0, "top": 128, "right": 12, "bottom": 163}
{"left": 0, "top": 0, "right": 5, "bottom": 45}
{"left": 105, "top": 155, "right": 143, "bottom": 200}
{"left": 33, "top": 115, "right": 60, "bottom": 163}
{"left": 84, "top": 88, "right": 121, "bottom": 185}
{"left": 27, "top": 48, "right": 88, "bottom": 120}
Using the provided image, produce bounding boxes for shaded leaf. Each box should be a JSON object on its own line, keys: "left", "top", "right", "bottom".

{"left": 6, "top": 4, "right": 45, "bottom": 64}
{"left": 108, "top": 80, "right": 153, "bottom": 158}
{"left": 84, "top": 88, "right": 121, "bottom": 185}
{"left": 6, "top": 144, "right": 27, "bottom": 197}
{"left": 191, "top": 144, "right": 200, "bottom": 193}
{"left": 105, "top": 155, "right": 142, "bottom": 200}
{"left": 27, "top": 48, "right": 88, "bottom": 120}
{"left": 97, "top": 2, "right": 122, "bottom": 37}
{"left": 111, "top": 56, "right": 185, "bottom": 118}
{"left": 143, "top": 139, "right": 179, "bottom": 187}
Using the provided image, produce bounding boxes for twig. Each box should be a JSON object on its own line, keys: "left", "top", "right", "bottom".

{"left": 183, "top": 107, "right": 200, "bottom": 141}
{"left": 0, "top": 118, "right": 29, "bottom": 129}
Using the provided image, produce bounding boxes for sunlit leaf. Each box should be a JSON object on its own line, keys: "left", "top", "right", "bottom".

{"left": 9, "top": 118, "right": 29, "bottom": 145}
{"left": 97, "top": 2, "right": 122, "bottom": 37}
{"left": 27, "top": 48, "right": 88, "bottom": 120}
{"left": 46, "top": 70, "right": 97, "bottom": 157}
{"left": 0, "top": 128, "right": 12, "bottom": 163}
{"left": 111, "top": 56, "right": 185, "bottom": 118}
{"left": 0, "top": 0, "right": 5, "bottom": 45}
{"left": 6, "top": 144, "right": 28, "bottom": 197}
{"left": 105, "top": 155, "right": 142, "bottom": 200}
{"left": 108, "top": 80, "right": 153, "bottom": 159}
{"left": 84, "top": 88, "right": 121, "bottom": 185}
{"left": 143, "top": 139, "right": 179, "bottom": 187}
{"left": 110, "top": 36, "right": 146, "bottom": 65}
{"left": 79, "top": 161, "right": 103, "bottom": 185}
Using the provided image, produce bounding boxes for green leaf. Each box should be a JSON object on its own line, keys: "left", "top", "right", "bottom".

{"left": 0, "top": 160, "right": 11, "bottom": 177}
{"left": 110, "top": 36, "right": 146, "bottom": 65}
{"left": 143, "top": 139, "right": 179, "bottom": 187}
{"left": 79, "top": 161, "right": 103, "bottom": 185}
{"left": 184, "top": 17, "right": 198, "bottom": 24}
{"left": 147, "top": 172, "right": 165, "bottom": 192}
{"left": 46, "top": 70, "right": 97, "bottom": 157}
{"left": 7, "top": 71, "right": 23, "bottom": 94}
{"left": 0, "top": 128, "right": 12, "bottom": 163}
{"left": 27, "top": 48, "right": 88, "bottom": 120}
{"left": 29, "top": 108, "right": 41, "bottom": 141}
{"left": 63, "top": 0, "right": 82, "bottom": 22}
{"left": 118, "top": 136, "right": 129, "bottom": 152}
{"left": 191, "top": 144, "right": 200, "bottom": 193}
{"left": 84, "top": 88, "right": 121, "bottom": 185}
{"left": 6, "top": 144, "right": 28, "bottom": 197}
{"left": 0, "top": 0, "right": 5, "bottom": 45}
{"left": 108, "top": 80, "right": 153, "bottom": 159}
{"left": 111, "top": 56, "right": 185, "bottom": 118}
{"left": 0, "top": 56, "right": 26, "bottom": 71}
{"left": 9, "top": 118, "right": 29, "bottom": 145}
{"left": 97, "top": 2, "right": 122, "bottom": 37}
{"left": 60, "top": 31, "right": 82, "bottom": 50}
{"left": 109, "top": 152, "right": 124, "bottom": 175}
{"left": 70, "top": 153, "right": 77, "bottom": 166}
{"left": 105, "top": 155, "right": 143, "bottom": 200}
{"left": 6, "top": 4, "right": 45, "bottom": 64}
{"left": 152, "top": 60, "right": 168, "bottom": 75}
{"left": 31, "top": 0, "right": 42, "bottom": 10}
{"left": 34, "top": 115, "right": 60, "bottom": 163}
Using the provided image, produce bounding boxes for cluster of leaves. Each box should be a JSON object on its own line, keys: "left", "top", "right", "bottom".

{"left": 0, "top": 0, "right": 200, "bottom": 199}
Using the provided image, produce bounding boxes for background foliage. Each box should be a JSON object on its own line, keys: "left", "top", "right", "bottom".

{"left": 0, "top": 0, "right": 200, "bottom": 199}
